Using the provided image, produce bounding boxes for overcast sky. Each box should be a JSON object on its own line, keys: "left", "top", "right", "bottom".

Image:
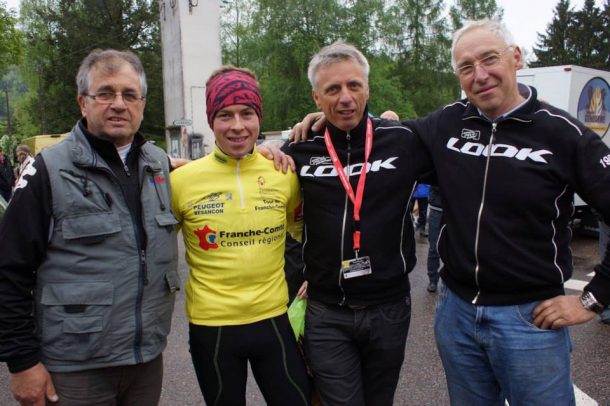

{"left": 2, "top": 0, "right": 606, "bottom": 54}
{"left": 496, "top": 0, "right": 604, "bottom": 55}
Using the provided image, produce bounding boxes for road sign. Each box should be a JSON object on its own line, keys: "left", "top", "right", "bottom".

{"left": 173, "top": 119, "right": 192, "bottom": 126}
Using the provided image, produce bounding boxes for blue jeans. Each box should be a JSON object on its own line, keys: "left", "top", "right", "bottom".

{"left": 434, "top": 284, "right": 575, "bottom": 406}
{"left": 427, "top": 208, "right": 442, "bottom": 284}
{"left": 304, "top": 298, "right": 411, "bottom": 406}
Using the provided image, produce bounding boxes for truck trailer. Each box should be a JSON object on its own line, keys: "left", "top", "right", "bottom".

{"left": 517, "top": 65, "right": 610, "bottom": 234}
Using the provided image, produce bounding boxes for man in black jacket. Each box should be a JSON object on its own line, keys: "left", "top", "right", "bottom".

{"left": 284, "top": 41, "right": 432, "bottom": 406}
{"left": 292, "top": 19, "right": 610, "bottom": 406}
{"left": 412, "top": 20, "right": 610, "bottom": 405}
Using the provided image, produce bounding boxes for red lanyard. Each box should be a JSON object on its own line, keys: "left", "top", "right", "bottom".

{"left": 324, "top": 118, "right": 373, "bottom": 254}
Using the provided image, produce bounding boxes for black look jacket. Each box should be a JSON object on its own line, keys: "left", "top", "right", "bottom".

{"left": 409, "top": 86, "right": 610, "bottom": 306}
{"left": 284, "top": 111, "right": 433, "bottom": 306}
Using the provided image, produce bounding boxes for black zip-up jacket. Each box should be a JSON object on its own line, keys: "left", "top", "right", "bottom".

{"left": 284, "top": 111, "right": 432, "bottom": 306}
{"left": 409, "top": 86, "right": 610, "bottom": 306}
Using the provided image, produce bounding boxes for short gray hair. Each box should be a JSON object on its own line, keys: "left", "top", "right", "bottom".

{"left": 451, "top": 19, "right": 516, "bottom": 70}
{"left": 307, "top": 41, "right": 370, "bottom": 88}
{"left": 76, "top": 49, "right": 147, "bottom": 96}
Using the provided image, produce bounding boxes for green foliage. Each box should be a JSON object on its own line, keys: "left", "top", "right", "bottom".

{"left": 0, "top": 1, "right": 23, "bottom": 76}
{"left": 220, "top": 0, "right": 469, "bottom": 126}
{"left": 368, "top": 55, "right": 416, "bottom": 120}
{"left": 533, "top": 0, "right": 609, "bottom": 69}
{"left": 449, "top": 0, "right": 503, "bottom": 31}
{"left": 5, "top": 0, "right": 608, "bottom": 141}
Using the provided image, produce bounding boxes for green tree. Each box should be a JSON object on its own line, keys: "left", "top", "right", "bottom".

{"left": 382, "top": 0, "right": 457, "bottom": 115}
{"left": 449, "top": 0, "right": 503, "bottom": 31}
{"left": 0, "top": 1, "right": 23, "bottom": 76}
{"left": 0, "top": 2, "right": 23, "bottom": 153}
{"left": 571, "top": 0, "right": 605, "bottom": 68}
{"left": 532, "top": 0, "right": 575, "bottom": 66}
{"left": 239, "top": 0, "right": 348, "bottom": 131}
{"left": 532, "top": 0, "right": 607, "bottom": 69}
{"left": 220, "top": 0, "right": 257, "bottom": 67}
{"left": 602, "top": 0, "right": 610, "bottom": 68}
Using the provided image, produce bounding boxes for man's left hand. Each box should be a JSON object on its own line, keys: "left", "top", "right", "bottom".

{"left": 532, "top": 295, "right": 596, "bottom": 329}
{"left": 258, "top": 144, "right": 295, "bottom": 173}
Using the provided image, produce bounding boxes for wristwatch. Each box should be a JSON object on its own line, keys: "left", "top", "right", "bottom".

{"left": 580, "top": 291, "right": 605, "bottom": 314}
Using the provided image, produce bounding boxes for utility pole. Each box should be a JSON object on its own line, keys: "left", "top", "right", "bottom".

{"left": 4, "top": 85, "right": 12, "bottom": 152}
{"left": 159, "top": 0, "right": 221, "bottom": 157}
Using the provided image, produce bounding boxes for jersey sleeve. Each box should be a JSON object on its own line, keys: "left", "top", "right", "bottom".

{"left": 285, "top": 171, "right": 303, "bottom": 243}
{"left": 169, "top": 170, "right": 184, "bottom": 229}
{"left": 573, "top": 128, "right": 610, "bottom": 305}
{"left": 0, "top": 156, "right": 52, "bottom": 372}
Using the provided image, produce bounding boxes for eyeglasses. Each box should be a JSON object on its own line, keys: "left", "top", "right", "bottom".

{"left": 455, "top": 46, "right": 513, "bottom": 79}
{"left": 85, "top": 91, "right": 145, "bottom": 104}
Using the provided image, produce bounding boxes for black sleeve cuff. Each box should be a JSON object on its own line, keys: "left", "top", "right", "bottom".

{"left": 7, "top": 351, "right": 41, "bottom": 374}
{"left": 586, "top": 264, "right": 610, "bottom": 307}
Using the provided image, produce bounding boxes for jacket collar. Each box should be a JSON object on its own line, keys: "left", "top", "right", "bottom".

{"left": 70, "top": 119, "right": 149, "bottom": 168}
{"left": 211, "top": 144, "right": 258, "bottom": 167}
{"left": 462, "top": 84, "right": 538, "bottom": 122}
{"left": 315, "top": 106, "right": 370, "bottom": 149}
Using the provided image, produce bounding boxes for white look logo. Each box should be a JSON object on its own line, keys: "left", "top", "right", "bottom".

{"left": 14, "top": 159, "right": 37, "bottom": 190}
{"left": 300, "top": 157, "right": 398, "bottom": 177}
{"left": 447, "top": 137, "right": 553, "bottom": 164}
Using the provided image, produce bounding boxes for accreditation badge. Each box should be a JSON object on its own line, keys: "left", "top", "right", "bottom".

{"left": 341, "top": 256, "right": 372, "bottom": 279}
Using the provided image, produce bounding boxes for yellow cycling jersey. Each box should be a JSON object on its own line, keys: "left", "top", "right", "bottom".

{"left": 170, "top": 147, "right": 303, "bottom": 326}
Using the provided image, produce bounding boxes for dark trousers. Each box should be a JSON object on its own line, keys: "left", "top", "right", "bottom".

{"left": 304, "top": 298, "right": 411, "bottom": 406}
{"left": 50, "top": 355, "right": 163, "bottom": 406}
{"left": 189, "top": 313, "right": 311, "bottom": 406}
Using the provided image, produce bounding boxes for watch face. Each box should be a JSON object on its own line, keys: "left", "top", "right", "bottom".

{"left": 581, "top": 292, "right": 605, "bottom": 314}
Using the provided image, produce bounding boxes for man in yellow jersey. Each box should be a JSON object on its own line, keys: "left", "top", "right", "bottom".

{"left": 170, "top": 66, "right": 310, "bottom": 406}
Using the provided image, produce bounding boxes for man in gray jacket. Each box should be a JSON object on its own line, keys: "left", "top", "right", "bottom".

{"left": 0, "top": 49, "right": 179, "bottom": 406}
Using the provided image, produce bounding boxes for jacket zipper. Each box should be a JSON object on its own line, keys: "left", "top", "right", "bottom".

{"left": 472, "top": 121, "right": 497, "bottom": 304}
{"left": 338, "top": 131, "right": 350, "bottom": 305}
{"left": 82, "top": 160, "right": 148, "bottom": 362}
{"left": 236, "top": 159, "right": 245, "bottom": 209}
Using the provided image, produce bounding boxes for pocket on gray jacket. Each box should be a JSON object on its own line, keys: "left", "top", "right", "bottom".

{"left": 40, "top": 282, "right": 114, "bottom": 362}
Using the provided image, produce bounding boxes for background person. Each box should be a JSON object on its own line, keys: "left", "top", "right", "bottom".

{"left": 0, "top": 146, "right": 14, "bottom": 202}
{"left": 426, "top": 185, "right": 442, "bottom": 293}
{"left": 0, "top": 48, "right": 179, "bottom": 406}
{"left": 409, "top": 183, "right": 430, "bottom": 237}
{"left": 12, "top": 145, "right": 33, "bottom": 191}
{"left": 170, "top": 66, "right": 310, "bottom": 406}
{"left": 379, "top": 110, "right": 399, "bottom": 121}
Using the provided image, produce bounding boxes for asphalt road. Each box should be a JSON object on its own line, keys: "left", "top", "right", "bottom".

{"left": 1, "top": 233, "right": 609, "bottom": 405}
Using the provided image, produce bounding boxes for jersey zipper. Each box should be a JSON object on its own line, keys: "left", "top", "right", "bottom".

{"left": 472, "top": 121, "right": 497, "bottom": 304}
{"left": 81, "top": 161, "right": 146, "bottom": 363}
{"left": 338, "top": 132, "right": 350, "bottom": 305}
{"left": 236, "top": 159, "right": 245, "bottom": 209}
